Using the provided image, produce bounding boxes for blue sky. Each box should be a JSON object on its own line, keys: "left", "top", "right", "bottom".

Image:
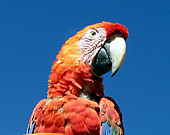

{"left": 0, "top": 1, "right": 169, "bottom": 135}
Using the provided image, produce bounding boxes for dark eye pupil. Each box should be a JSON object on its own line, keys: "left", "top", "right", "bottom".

{"left": 91, "top": 31, "right": 96, "bottom": 36}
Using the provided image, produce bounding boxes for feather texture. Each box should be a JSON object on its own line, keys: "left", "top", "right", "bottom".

{"left": 27, "top": 21, "right": 128, "bottom": 135}
{"left": 99, "top": 97, "right": 124, "bottom": 135}
{"left": 28, "top": 95, "right": 100, "bottom": 134}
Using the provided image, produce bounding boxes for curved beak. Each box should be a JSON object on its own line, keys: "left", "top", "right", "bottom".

{"left": 92, "top": 34, "right": 126, "bottom": 77}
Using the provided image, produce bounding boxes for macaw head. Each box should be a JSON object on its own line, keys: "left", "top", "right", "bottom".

{"left": 79, "top": 22, "right": 128, "bottom": 77}
{"left": 48, "top": 21, "right": 128, "bottom": 98}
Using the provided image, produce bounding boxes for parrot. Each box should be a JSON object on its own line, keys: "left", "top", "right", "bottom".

{"left": 27, "top": 21, "right": 128, "bottom": 135}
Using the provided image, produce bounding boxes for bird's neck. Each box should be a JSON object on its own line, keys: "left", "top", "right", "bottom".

{"left": 47, "top": 59, "right": 104, "bottom": 99}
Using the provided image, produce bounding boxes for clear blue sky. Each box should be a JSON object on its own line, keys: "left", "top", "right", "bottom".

{"left": 0, "top": 1, "right": 169, "bottom": 135}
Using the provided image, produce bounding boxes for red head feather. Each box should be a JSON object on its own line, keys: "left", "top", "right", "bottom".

{"left": 47, "top": 22, "right": 128, "bottom": 98}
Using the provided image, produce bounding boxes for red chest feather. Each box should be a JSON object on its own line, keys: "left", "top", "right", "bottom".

{"left": 29, "top": 96, "right": 100, "bottom": 135}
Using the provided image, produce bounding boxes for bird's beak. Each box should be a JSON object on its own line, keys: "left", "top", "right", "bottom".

{"left": 92, "top": 34, "right": 126, "bottom": 77}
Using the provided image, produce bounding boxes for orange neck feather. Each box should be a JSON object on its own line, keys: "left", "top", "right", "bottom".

{"left": 47, "top": 33, "right": 104, "bottom": 98}
{"left": 47, "top": 21, "right": 128, "bottom": 98}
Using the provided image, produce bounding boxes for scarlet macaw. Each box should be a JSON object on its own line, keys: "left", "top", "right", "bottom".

{"left": 27, "top": 21, "right": 128, "bottom": 135}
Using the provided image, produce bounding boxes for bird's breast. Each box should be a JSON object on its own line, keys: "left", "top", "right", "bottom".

{"left": 33, "top": 96, "right": 100, "bottom": 135}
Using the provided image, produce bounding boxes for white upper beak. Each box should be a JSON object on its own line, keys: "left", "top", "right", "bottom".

{"left": 109, "top": 34, "right": 126, "bottom": 77}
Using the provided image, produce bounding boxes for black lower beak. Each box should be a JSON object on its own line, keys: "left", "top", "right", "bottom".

{"left": 91, "top": 41, "right": 112, "bottom": 77}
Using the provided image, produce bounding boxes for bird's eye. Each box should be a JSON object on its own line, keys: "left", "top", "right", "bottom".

{"left": 90, "top": 31, "right": 96, "bottom": 37}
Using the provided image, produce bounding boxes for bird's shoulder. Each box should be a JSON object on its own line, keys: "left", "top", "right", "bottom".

{"left": 99, "top": 97, "right": 124, "bottom": 135}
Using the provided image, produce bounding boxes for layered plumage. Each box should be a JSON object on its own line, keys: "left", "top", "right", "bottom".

{"left": 27, "top": 21, "right": 128, "bottom": 135}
